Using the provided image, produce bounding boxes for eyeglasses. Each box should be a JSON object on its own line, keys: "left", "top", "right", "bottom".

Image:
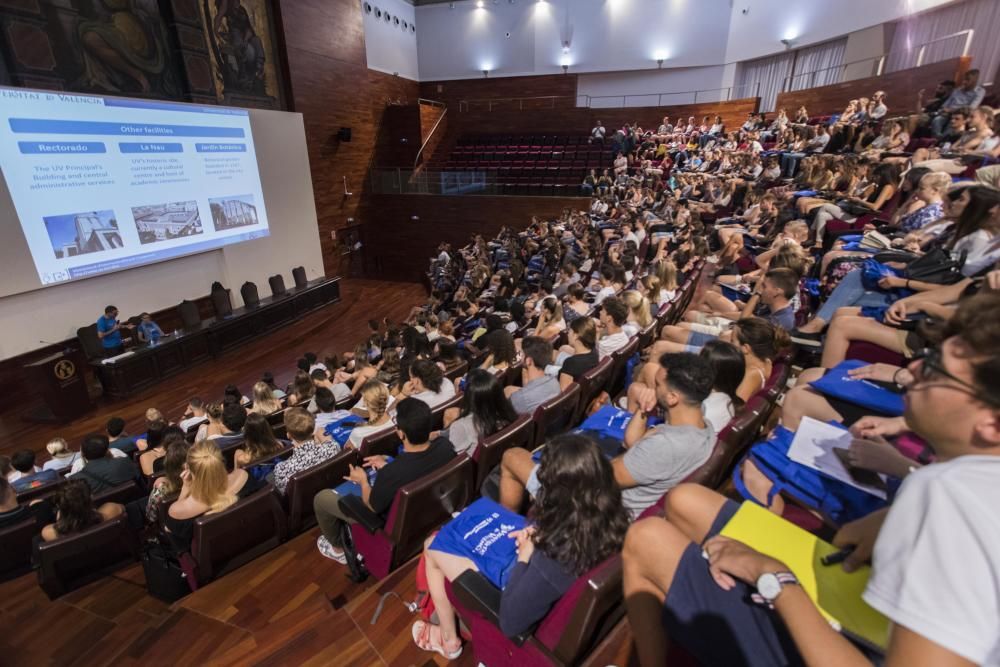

{"left": 911, "top": 347, "right": 1000, "bottom": 407}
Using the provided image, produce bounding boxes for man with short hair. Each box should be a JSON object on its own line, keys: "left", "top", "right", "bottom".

{"left": 96, "top": 305, "right": 132, "bottom": 356}
{"left": 931, "top": 68, "right": 985, "bottom": 137}
{"left": 272, "top": 408, "right": 340, "bottom": 495}
{"left": 623, "top": 297, "right": 1000, "bottom": 667}
{"left": 71, "top": 434, "right": 139, "bottom": 493}
{"left": 312, "top": 398, "right": 456, "bottom": 563}
{"left": 213, "top": 403, "right": 248, "bottom": 448}
{"left": 309, "top": 368, "right": 352, "bottom": 409}
{"left": 179, "top": 398, "right": 207, "bottom": 433}
{"left": 598, "top": 297, "right": 631, "bottom": 359}
{"left": 312, "top": 386, "right": 340, "bottom": 433}
{"left": 500, "top": 353, "right": 715, "bottom": 517}
{"left": 8, "top": 450, "right": 59, "bottom": 492}
{"left": 507, "top": 336, "right": 561, "bottom": 415}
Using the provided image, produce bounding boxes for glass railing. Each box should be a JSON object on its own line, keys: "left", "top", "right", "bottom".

{"left": 369, "top": 168, "right": 589, "bottom": 197}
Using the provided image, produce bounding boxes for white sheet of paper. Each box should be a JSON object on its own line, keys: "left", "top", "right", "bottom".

{"left": 787, "top": 417, "right": 888, "bottom": 499}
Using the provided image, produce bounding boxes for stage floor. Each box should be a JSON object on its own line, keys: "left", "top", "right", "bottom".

{"left": 0, "top": 278, "right": 426, "bottom": 459}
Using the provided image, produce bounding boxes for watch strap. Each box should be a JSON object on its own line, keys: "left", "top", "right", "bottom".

{"left": 751, "top": 572, "right": 799, "bottom": 608}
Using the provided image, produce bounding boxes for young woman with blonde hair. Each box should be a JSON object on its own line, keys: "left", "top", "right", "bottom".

{"left": 621, "top": 290, "right": 653, "bottom": 338}
{"left": 195, "top": 402, "right": 225, "bottom": 442}
{"left": 250, "top": 381, "right": 283, "bottom": 415}
{"left": 346, "top": 380, "right": 394, "bottom": 448}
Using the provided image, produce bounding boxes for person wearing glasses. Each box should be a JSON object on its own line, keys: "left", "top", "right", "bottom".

{"left": 622, "top": 290, "right": 1000, "bottom": 667}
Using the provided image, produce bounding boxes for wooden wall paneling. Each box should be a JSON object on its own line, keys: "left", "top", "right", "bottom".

{"left": 417, "top": 102, "right": 448, "bottom": 168}
{"left": 775, "top": 58, "right": 969, "bottom": 117}
{"left": 373, "top": 104, "right": 422, "bottom": 167}
{"left": 361, "top": 194, "right": 589, "bottom": 282}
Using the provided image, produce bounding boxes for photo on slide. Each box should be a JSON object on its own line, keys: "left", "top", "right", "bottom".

{"left": 208, "top": 194, "right": 259, "bottom": 231}
{"left": 43, "top": 210, "right": 123, "bottom": 259}
{"left": 132, "top": 200, "right": 204, "bottom": 245}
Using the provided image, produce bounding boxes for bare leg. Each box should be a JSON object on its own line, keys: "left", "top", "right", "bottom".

{"left": 422, "top": 540, "right": 477, "bottom": 652}
{"left": 779, "top": 368, "right": 841, "bottom": 430}
{"left": 658, "top": 325, "right": 691, "bottom": 344}
{"left": 661, "top": 483, "right": 729, "bottom": 543}
{"left": 820, "top": 316, "right": 905, "bottom": 368}
{"left": 499, "top": 447, "right": 536, "bottom": 512}
{"left": 739, "top": 460, "right": 785, "bottom": 514}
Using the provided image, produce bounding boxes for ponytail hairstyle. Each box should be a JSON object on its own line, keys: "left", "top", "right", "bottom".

{"left": 655, "top": 260, "right": 679, "bottom": 291}
{"left": 360, "top": 380, "right": 390, "bottom": 424}
{"left": 621, "top": 290, "right": 653, "bottom": 328}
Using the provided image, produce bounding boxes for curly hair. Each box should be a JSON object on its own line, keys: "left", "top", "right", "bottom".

{"left": 531, "top": 434, "right": 630, "bottom": 576}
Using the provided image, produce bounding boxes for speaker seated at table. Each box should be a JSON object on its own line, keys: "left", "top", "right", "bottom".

{"left": 211, "top": 283, "right": 233, "bottom": 319}
{"left": 241, "top": 281, "right": 260, "bottom": 308}
{"left": 292, "top": 266, "right": 307, "bottom": 289}
{"left": 269, "top": 274, "right": 287, "bottom": 297}
{"left": 177, "top": 300, "right": 201, "bottom": 330}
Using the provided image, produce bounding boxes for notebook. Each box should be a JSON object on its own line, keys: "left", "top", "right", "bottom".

{"left": 720, "top": 501, "right": 890, "bottom": 651}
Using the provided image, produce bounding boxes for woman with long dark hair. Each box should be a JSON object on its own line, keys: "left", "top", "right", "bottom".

{"left": 414, "top": 434, "right": 630, "bottom": 658}
{"left": 233, "top": 413, "right": 285, "bottom": 467}
{"left": 699, "top": 340, "right": 746, "bottom": 432}
{"left": 442, "top": 369, "right": 518, "bottom": 456}
{"left": 41, "top": 479, "right": 123, "bottom": 541}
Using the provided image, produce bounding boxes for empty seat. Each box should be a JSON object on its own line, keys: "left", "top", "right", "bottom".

{"left": 340, "top": 455, "right": 475, "bottom": 579}
{"left": 241, "top": 281, "right": 260, "bottom": 308}
{"left": 211, "top": 286, "right": 234, "bottom": 319}
{"left": 571, "top": 357, "right": 615, "bottom": 425}
{"left": 184, "top": 486, "right": 287, "bottom": 587}
{"left": 284, "top": 448, "right": 357, "bottom": 535}
{"left": 36, "top": 513, "right": 139, "bottom": 599}
{"left": 92, "top": 479, "right": 146, "bottom": 507}
{"left": 177, "top": 300, "right": 201, "bottom": 331}
{"left": 268, "top": 274, "right": 287, "bottom": 297}
{"left": 472, "top": 414, "right": 535, "bottom": 489}
{"left": 1, "top": 518, "right": 39, "bottom": 582}
{"left": 292, "top": 266, "right": 308, "bottom": 289}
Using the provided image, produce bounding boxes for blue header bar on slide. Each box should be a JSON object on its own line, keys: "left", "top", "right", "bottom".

{"left": 119, "top": 142, "right": 184, "bottom": 154}
{"left": 9, "top": 118, "right": 245, "bottom": 138}
{"left": 19, "top": 141, "right": 106, "bottom": 154}
{"left": 195, "top": 143, "right": 246, "bottom": 153}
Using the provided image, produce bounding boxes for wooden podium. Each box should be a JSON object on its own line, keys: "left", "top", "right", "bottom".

{"left": 24, "top": 350, "right": 93, "bottom": 423}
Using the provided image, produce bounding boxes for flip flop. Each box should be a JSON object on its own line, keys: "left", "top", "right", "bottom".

{"left": 412, "top": 620, "right": 463, "bottom": 660}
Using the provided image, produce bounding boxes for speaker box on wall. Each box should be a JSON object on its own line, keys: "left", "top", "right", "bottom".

{"left": 337, "top": 127, "right": 352, "bottom": 142}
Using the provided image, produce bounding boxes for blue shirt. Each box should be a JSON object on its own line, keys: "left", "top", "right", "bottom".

{"left": 97, "top": 314, "right": 121, "bottom": 349}
{"left": 138, "top": 320, "right": 163, "bottom": 341}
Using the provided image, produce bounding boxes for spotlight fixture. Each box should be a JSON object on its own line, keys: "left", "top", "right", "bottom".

{"left": 476, "top": 0, "right": 484, "bottom": 7}
{"left": 482, "top": 69, "right": 489, "bottom": 78}
{"left": 562, "top": 64, "right": 568, "bottom": 74}
{"left": 657, "top": 59, "right": 663, "bottom": 69}
{"left": 780, "top": 38, "right": 794, "bottom": 49}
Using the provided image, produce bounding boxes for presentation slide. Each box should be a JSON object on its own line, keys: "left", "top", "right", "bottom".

{"left": 0, "top": 87, "right": 270, "bottom": 287}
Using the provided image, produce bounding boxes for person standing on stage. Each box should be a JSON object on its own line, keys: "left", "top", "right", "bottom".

{"left": 96, "top": 305, "right": 132, "bottom": 356}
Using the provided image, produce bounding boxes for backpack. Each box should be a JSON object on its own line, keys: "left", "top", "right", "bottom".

{"left": 732, "top": 426, "right": 888, "bottom": 526}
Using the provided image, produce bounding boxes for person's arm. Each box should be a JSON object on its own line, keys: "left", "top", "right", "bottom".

{"left": 611, "top": 456, "right": 638, "bottom": 489}
{"left": 498, "top": 554, "right": 565, "bottom": 638}
{"left": 740, "top": 290, "right": 761, "bottom": 319}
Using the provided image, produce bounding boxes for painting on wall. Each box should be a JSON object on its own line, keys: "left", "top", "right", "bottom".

{"left": 0, "top": 0, "right": 286, "bottom": 110}
{"left": 197, "top": 0, "right": 285, "bottom": 108}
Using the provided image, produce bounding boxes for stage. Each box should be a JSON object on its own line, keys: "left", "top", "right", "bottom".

{"left": 0, "top": 279, "right": 427, "bottom": 459}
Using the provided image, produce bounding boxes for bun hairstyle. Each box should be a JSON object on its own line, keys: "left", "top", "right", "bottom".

{"left": 205, "top": 402, "right": 224, "bottom": 421}
{"left": 46, "top": 437, "right": 71, "bottom": 457}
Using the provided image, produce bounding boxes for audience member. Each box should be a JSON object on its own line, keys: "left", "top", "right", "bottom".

{"left": 40, "top": 479, "right": 123, "bottom": 542}
{"left": 71, "top": 434, "right": 139, "bottom": 494}
{"left": 272, "top": 408, "right": 340, "bottom": 495}
{"left": 508, "top": 337, "right": 560, "bottom": 415}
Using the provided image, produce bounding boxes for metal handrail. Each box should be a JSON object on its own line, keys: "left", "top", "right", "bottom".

{"left": 414, "top": 100, "right": 448, "bottom": 169}
{"left": 782, "top": 54, "right": 888, "bottom": 92}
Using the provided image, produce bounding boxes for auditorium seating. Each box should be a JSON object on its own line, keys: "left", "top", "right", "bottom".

{"left": 448, "top": 554, "right": 624, "bottom": 666}
{"left": 429, "top": 134, "right": 612, "bottom": 196}
{"left": 570, "top": 356, "right": 615, "bottom": 425}
{"left": 241, "top": 281, "right": 260, "bottom": 308}
{"left": 177, "top": 299, "right": 202, "bottom": 330}
{"left": 531, "top": 383, "right": 582, "bottom": 445}
{"left": 1, "top": 518, "right": 38, "bottom": 583}
{"left": 284, "top": 448, "right": 357, "bottom": 535}
{"left": 471, "top": 413, "right": 536, "bottom": 489}
{"left": 340, "top": 455, "right": 476, "bottom": 580}
{"left": 183, "top": 485, "right": 287, "bottom": 588}
{"left": 36, "top": 513, "right": 140, "bottom": 599}
{"left": 269, "top": 274, "right": 287, "bottom": 297}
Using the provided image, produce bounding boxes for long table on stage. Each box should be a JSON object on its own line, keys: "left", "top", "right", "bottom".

{"left": 92, "top": 277, "right": 341, "bottom": 399}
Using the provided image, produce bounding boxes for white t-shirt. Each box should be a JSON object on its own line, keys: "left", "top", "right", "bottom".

{"left": 863, "top": 455, "right": 1000, "bottom": 665}
{"left": 43, "top": 454, "right": 80, "bottom": 472}
{"left": 348, "top": 421, "right": 394, "bottom": 448}
{"left": 411, "top": 379, "right": 457, "bottom": 410}
{"left": 594, "top": 285, "right": 616, "bottom": 305}
{"left": 702, "top": 391, "right": 735, "bottom": 433}
{"left": 597, "top": 331, "right": 630, "bottom": 360}
{"left": 179, "top": 415, "right": 207, "bottom": 432}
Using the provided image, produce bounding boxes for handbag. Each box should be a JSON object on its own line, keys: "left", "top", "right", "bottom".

{"left": 902, "top": 248, "right": 966, "bottom": 284}
{"left": 141, "top": 542, "right": 192, "bottom": 602}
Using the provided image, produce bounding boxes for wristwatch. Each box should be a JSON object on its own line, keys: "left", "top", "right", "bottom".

{"left": 752, "top": 572, "right": 799, "bottom": 608}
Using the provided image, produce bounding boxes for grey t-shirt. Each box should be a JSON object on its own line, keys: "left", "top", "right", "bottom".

{"left": 620, "top": 423, "right": 715, "bottom": 518}
{"left": 511, "top": 375, "right": 561, "bottom": 415}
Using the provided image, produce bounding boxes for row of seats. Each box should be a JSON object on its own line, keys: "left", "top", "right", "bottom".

{"left": 456, "top": 134, "right": 597, "bottom": 148}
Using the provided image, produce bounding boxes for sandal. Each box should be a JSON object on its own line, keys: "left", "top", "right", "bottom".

{"left": 412, "top": 620, "right": 463, "bottom": 660}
